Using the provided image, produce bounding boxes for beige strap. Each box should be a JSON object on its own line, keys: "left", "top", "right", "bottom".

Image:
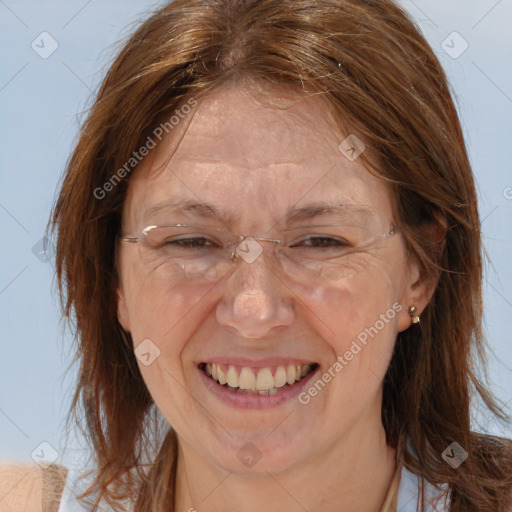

{"left": 379, "top": 462, "right": 402, "bottom": 512}
{"left": 42, "top": 464, "right": 68, "bottom": 512}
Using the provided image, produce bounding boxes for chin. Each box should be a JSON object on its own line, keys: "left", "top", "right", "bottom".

{"left": 202, "top": 432, "right": 310, "bottom": 475}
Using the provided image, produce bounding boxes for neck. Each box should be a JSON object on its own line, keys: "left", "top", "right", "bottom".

{"left": 174, "top": 408, "right": 397, "bottom": 512}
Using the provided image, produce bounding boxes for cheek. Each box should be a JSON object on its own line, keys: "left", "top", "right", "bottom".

{"left": 296, "top": 255, "right": 403, "bottom": 367}
{"left": 121, "top": 258, "right": 207, "bottom": 351}
{"left": 122, "top": 271, "right": 214, "bottom": 420}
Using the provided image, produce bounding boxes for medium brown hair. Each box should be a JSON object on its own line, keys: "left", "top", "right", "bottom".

{"left": 51, "top": 0, "right": 512, "bottom": 510}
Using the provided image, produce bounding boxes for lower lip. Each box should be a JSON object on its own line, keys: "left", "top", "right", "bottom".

{"left": 198, "top": 366, "right": 319, "bottom": 409}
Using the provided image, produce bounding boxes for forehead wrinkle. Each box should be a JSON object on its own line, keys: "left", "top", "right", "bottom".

{"left": 143, "top": 198, "right": 376, "bottom": 228}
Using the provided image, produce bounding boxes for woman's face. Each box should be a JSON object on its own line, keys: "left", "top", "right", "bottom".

{"left": 117, "top": 84, "right": 426, "bottom": 474}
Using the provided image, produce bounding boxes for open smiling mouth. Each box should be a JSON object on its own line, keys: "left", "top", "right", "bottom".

{"left": 198, "top": 362, "right": 319, "bottom": 395}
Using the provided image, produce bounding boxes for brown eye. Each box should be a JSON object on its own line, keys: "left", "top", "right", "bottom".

{"left": 165, "top": 237, "right": 214, "bottom": 248}
{"left": 294, "top": 236, "right": 350, "bottom": 248}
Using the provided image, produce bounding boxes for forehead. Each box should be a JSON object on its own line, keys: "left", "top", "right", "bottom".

{"left": 173, "top": 84, "right": 339, "bottom": 167}
{"left": 122, "top": 83, "right": 393, "bottom": 229}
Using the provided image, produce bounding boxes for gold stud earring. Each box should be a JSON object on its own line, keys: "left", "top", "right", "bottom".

{"left": 408, "top": 305, "right": 420, "bottom": 324}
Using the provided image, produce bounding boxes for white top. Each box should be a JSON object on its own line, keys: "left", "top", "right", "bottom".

{"left": 397, "top": 465, "right": 450, "bottom": 511}
{"left": 58, "top": 464, "right": 451, "bottom": 511}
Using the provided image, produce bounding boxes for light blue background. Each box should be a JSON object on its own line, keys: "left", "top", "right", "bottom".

{"left": 1, "top": 0, "right": 511, "bottom": 470}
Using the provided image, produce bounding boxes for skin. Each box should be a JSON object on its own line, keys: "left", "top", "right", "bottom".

{"left": 116, "top": 82, "right": 436, "bottom": 512}
{"left": 0, "top": 464, "right": 43, "bottom": 511}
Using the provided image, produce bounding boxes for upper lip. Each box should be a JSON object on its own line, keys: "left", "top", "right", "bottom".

{"left": 198, "top": 357, "right": 317, "bottom": 368}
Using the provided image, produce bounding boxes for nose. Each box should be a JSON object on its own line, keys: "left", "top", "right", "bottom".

{"left": 215, "top": 253, "right": 295, "bottom": 339}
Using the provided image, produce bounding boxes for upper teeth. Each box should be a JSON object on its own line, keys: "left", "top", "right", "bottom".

{"left": 205, "top": 363, "right": 313, "bottom": 391}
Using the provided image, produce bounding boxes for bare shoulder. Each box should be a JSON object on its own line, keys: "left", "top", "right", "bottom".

{"left": 0, "top": 462, "right": 44, "bottom": 512}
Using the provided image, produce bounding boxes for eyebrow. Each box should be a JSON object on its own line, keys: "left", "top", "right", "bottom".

{"left": 143, "top": 199, "right": 375, "bottom": 225}
{"left": 283, "top": 203, "right": 374, "bottom": 224}
{"left": 144, "top": 199, "right": 233, "bottom": 224}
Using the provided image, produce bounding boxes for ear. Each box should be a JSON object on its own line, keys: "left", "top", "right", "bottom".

{"left": 117, "top": 285, "right": 131, "bottom": 332}
{"left": 397, "top": 216, "right": 446, "bottom": 332}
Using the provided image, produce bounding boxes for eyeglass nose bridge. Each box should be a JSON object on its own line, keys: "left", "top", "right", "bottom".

{"left": 229, "top": 235, "right": 281, "bottom": 263}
